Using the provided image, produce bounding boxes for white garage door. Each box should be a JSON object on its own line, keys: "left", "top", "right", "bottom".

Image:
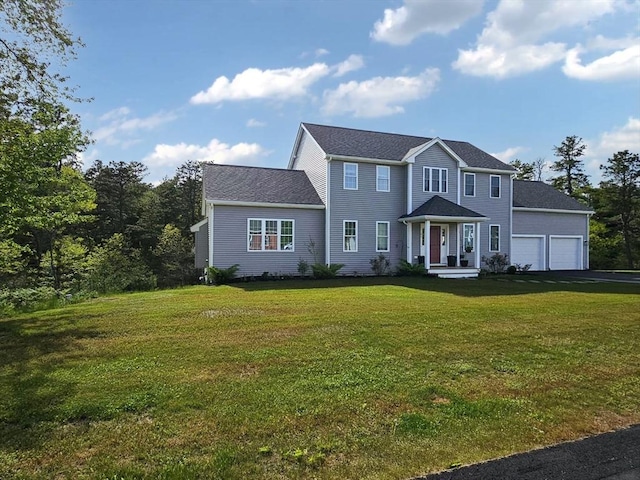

{"left": 511, "top": 236, "right": 545, "bottom": 271}
{"left": 549, "top": 236, "right": 582, "bottom": 270}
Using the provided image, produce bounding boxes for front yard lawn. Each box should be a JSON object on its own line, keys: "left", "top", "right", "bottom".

{"left": 1, "top": 277, "right": 638, "bottom": 479}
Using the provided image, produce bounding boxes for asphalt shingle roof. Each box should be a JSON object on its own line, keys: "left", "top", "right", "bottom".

{"left": 512, "top": 180, "right": 592, "bottom": 211}
{"left": 400, "top": 195, "right": 486, "bottom": 219}
{"left": 202, "top": 164, "right": 324, "bottom": 206}
{"left": 302, "top": 123, "right": 515, "bottom": 172}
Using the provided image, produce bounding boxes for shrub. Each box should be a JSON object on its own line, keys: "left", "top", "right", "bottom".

{"left": 370, "top": 254, "right": 391, "bottom": 276}
{"left": 506, "top": 265, "right": 517, "bottom": 275}
{"left": 153, "top": 224, "right": 196, "bottom": 287}
{"left": 396, "top": 259, "right": 425, "bottom": 276}
{"left": 482, "top": 253, "right": 509, "bottom": 274}
{"left": 207, "top": 264, "right": 239, "bottom": 285}
{"left": 297, "top": 258, "right": 309, "bottom": 276}
{"left": 513, "top": 263, "right": 532, "bottom": 273}
{"left": 0, "top": 287, "right": 60, "bottom": 314}
{"left": 311, "top": 263, "right": 344, "bottom": 279}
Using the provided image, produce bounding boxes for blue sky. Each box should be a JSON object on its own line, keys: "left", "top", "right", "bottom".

{"left": 64, "top": 0, "right": 640, "bottom": 184}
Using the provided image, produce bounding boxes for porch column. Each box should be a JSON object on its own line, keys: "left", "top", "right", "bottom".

{"left": 425, "top": 220, "right": 431, "bottom": 270}
{"left": 456, "top": 223, "right": 461, "bottom": 267}
{"left": 475, "top": 222, "right": 481, "bottom": 268}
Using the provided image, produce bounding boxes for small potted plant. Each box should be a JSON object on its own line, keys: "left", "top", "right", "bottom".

{"left": 460, "top": 245, "right": 472, "bottom": 267}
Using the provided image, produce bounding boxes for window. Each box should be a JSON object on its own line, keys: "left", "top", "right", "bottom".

{"left": 344, "top": 163, "right": 358, "bottom": 190}
{"left": 376, "top": 165, "right": 390, "bottom": 192}
{"left": 248, "top": 219, "right": 294, "bottom": 251}
{"left": 423, "top": 167, "right": 448, "bottom": 193}
{"left": 464, "top": 173, "right": 475, "bottom": 196}
{"left": 490, "top": 175, "right": 501, "bottom": 198}
{"left": 490, "top": 225, "right": 500, "bottom": 252}
{"left": 343, "top": 220, "right": 357, "bottom": 252}
{"left": 463, "top": 224, "right": 475, "bottom": 252}
{"left": 376, "top": 221, "right": 389, "bottom": 252}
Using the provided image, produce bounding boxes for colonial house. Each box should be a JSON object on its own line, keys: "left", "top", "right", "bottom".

{"left": 191, "top": 123, "right": 593, "bottom": 278}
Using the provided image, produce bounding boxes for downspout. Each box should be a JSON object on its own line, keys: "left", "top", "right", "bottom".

{"left": 406, "top": 163, "right": 413, "bottom": 263}
{"left": 475, "top": 221, "right": 480, "bottom": 268}
{"left": 208, "top": 203, "right": 214, "bottom": 268}
{"left": 325, "top": 157, "right": 331, "bottom": 266}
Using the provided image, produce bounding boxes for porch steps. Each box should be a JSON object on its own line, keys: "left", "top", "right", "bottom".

{"left": 428, "top": 267, "right": 480, "bottom": 279}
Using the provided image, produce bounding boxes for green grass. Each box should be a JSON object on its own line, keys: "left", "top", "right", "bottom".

{"left": 1, "top": 277, "right": 639, "bottom": 479}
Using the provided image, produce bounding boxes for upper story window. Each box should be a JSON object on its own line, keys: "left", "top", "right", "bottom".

{"left": 344, "top": 163, "right": 358, "bottom": 190}
{"left": 490, "top": 175, "right": 501, "bottom": 198}
{"left": 248, "top": 219, "right": 294, "bottom": 252}
{"left": 376, "top": 165, "right": 390, "bottom": 192}
{"left": 464, "top": 173, "right": 475, "bottom": 197}
{"left": 343, "top": 220, "right": 358, "bottom": 252}
{"left": 423, "top": 167, "right": 448, "bottom": 193}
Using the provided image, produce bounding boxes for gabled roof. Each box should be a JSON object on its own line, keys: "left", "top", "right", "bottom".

{"left": 513, "top": 180, "right": 592, "bottom": 212}
{"left": 400, "top": 195, "right": 488, "bottom": 222}
{"left": 302, "top": 123, "right": 515, "bottom": 171}
{"left": 202, "top": 164, "right": 324, "bottom": 206}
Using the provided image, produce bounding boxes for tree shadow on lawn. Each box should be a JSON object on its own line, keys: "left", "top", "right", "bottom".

{"left": 0, "top": 311, "right": 104, "bottom": 451}
{"left": 228, "top": 275, "right": 640, "bottom": 297}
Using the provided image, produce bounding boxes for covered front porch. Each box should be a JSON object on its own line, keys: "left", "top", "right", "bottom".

{"left": 399, "top": 196, "right": 488, "bottom": 278}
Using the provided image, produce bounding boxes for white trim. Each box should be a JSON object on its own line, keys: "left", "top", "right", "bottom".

{"left": 327, "top": 154, "right": 405, "bottom": 166}
{"left": 463, "top": 172, "right": 476, "bottom": 197}
{"left": 376, "top": 165, "right": 390, "bottom": 192}
{"left": 208, "top": 205, "right": 214, "bottom": 268}
{"left": 343, "top": 220, "right": 358, "bottom": 252}
{"left": 406, "top": 222, "right": 412, "bottom": 262}
{"left": 457, "top": 168, "right": 461, "bottom": 205}
{"left": 343, "top": 162, "right": 358, "bottom": 190}
{"left": 475, "top": 222, "right": 481, "bottom": 267}
{"left": 206, "top": 200, "right": 324, "bottom": 210}
{"left": 463, "top": 223, "right": 475, "bottom": 253}
{"left": 402, "top": 138, "right": 469, "bottom": 168}
{"left": 407, "top": 163, "right": 413, "bottom": 214}
{"left": 490, "top": 175, "right": 501, "bottom": 199}
{"left": 489, "top": 224, "right": 500, "bottom": 252}
{"left": 376, "top": 221, "right": 390, "bottom": 252}
{"left": 513, "top": 207, "right": 595, "bottom": 215}
{"left": 288, "top": 124, "right": 325, "bottom": 169}
{"left": 509, "top": 175, "right": 513, "bottom": 258}
{"left": 462, "top": 167, "right": 516, "bottom": 175}
{"left": 190, "top": 218, "right": 208, "bottom": 232}
{"left": 325, "top": 162, "right": 331, "bottom": 265}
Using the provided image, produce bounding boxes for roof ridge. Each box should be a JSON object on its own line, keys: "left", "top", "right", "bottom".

{"left": 303, "top": 122, "right": 430, "bottom": 142}
{"left": 203, "top": 163, "right": 303, "bottom": 173}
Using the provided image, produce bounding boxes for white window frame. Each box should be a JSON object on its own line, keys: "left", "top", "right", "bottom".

{"left": 344, "top": 163, "right": 358, "bottom": 190}
{"left": 423, "top": 167, "right": 448, "bottom": 193}
{"left": 490, "top": 175, "right": 501, "bottom": 199}
{"left": 376, "top": 165, "right": 390, "bottom": 192}
{"left": 464, "top": 172, "right": 475, "bottom": 197}
{"left": 343, "top": 220, "right": 358, "bottom": 252}
{"left": 489, "top": 224, "right": 500, "bottom": 252}
{"left": 376, "top": 221, "right": 390, "bottom": 252}
{"left": 247, "top": 218, "right": 295, "bottom": 252}
{"left": 463, "top": 223, "right": 475, "bottom": 252}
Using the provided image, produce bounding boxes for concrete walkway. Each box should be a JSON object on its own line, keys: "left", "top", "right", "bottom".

{"left": 414, "top": 424, "right": 640, "bottom": 480}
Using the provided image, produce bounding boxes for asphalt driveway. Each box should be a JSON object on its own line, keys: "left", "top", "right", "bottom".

{"left": 414, "top": 424, "right": 640, "bottom": 480}
{"left": 535, "top": 270, "right": 640, "bottom": 284}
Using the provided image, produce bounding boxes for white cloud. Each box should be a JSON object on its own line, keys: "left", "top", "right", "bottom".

{"left": 563, "top": 44, "right": 640, "bottom": 81}
{"left": 453, "top": 0, "right": 619, "bottom": 79}
{"left": 322, "top": 68, "right": 440, "bottom": 118}
{"left": 584, "top": 117, "right": 640, "bottom": 182}
{"left": 93, "top": 108, "right": 177, "bottom": 146}
{"left": 190, "top": 63, "right": 330, "bottom": 104}
{"left": 143, "top": 138, "right": 267, "bottom": 169}
{"left": 371, "top": 0, "right": 484, "bottom": 45}
{"left": 333, "top": 54, "right": 365, "bottom": 77}
{"left": 490, "top": 146, "right": 526, "bottom": 164}
{"left": 315, "top": 48, "right": 330, "bottom": 57}
{"left": 247, "top": 118, "right": 266, "bottom": 128}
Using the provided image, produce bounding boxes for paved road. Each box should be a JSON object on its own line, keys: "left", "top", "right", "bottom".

{"left": 414, "top": 424, "right": 640, "bottom": 480}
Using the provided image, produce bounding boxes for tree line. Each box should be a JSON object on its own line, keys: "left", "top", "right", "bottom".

{"left": 510, "top": 136, "right": 639, "bottom": 270}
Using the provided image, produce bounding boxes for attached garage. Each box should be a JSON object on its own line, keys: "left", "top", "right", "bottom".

{"left": 549, "top": 236, "right": 583, "bottom": 270}
{"left": 511, "top": 235, "right": 545, "bottom": 271}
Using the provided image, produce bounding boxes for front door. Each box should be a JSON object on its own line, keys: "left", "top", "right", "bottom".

{"left": 430, "top": 226, "right": 441, "bottom": 263}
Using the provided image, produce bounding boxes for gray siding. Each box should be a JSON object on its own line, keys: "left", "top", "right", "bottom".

{"left": 513, "top": 210, "right": 590, "bottom": 269}
{"left": 194, "top": 221, "right": 208, "bottom": 269}
{"left": 411, "top": 144, "right": 458, "bottom": 210}
{"left": 329, "top": 160, "right": 406, "bottom": 274}
{"left": 211, "top": 205, "right": 325, "bottom": 276}
{"left": 461, "top": 172, "right": 512, "bottom": 260}
{"left": 292, "top": 130, "right": 328, "bottom": 204}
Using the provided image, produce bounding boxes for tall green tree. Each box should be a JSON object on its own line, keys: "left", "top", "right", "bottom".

{"left": 1, "top": 0, "right": 82, "bottom": 110}
{"left": 596, "top": 150, "right": 640, "bottom": 269}
{"left": 551, "top": 136, "right": 590, "bottom": 199}
{"left": 510, "top": 159, "right": 535, "bottom": 181}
